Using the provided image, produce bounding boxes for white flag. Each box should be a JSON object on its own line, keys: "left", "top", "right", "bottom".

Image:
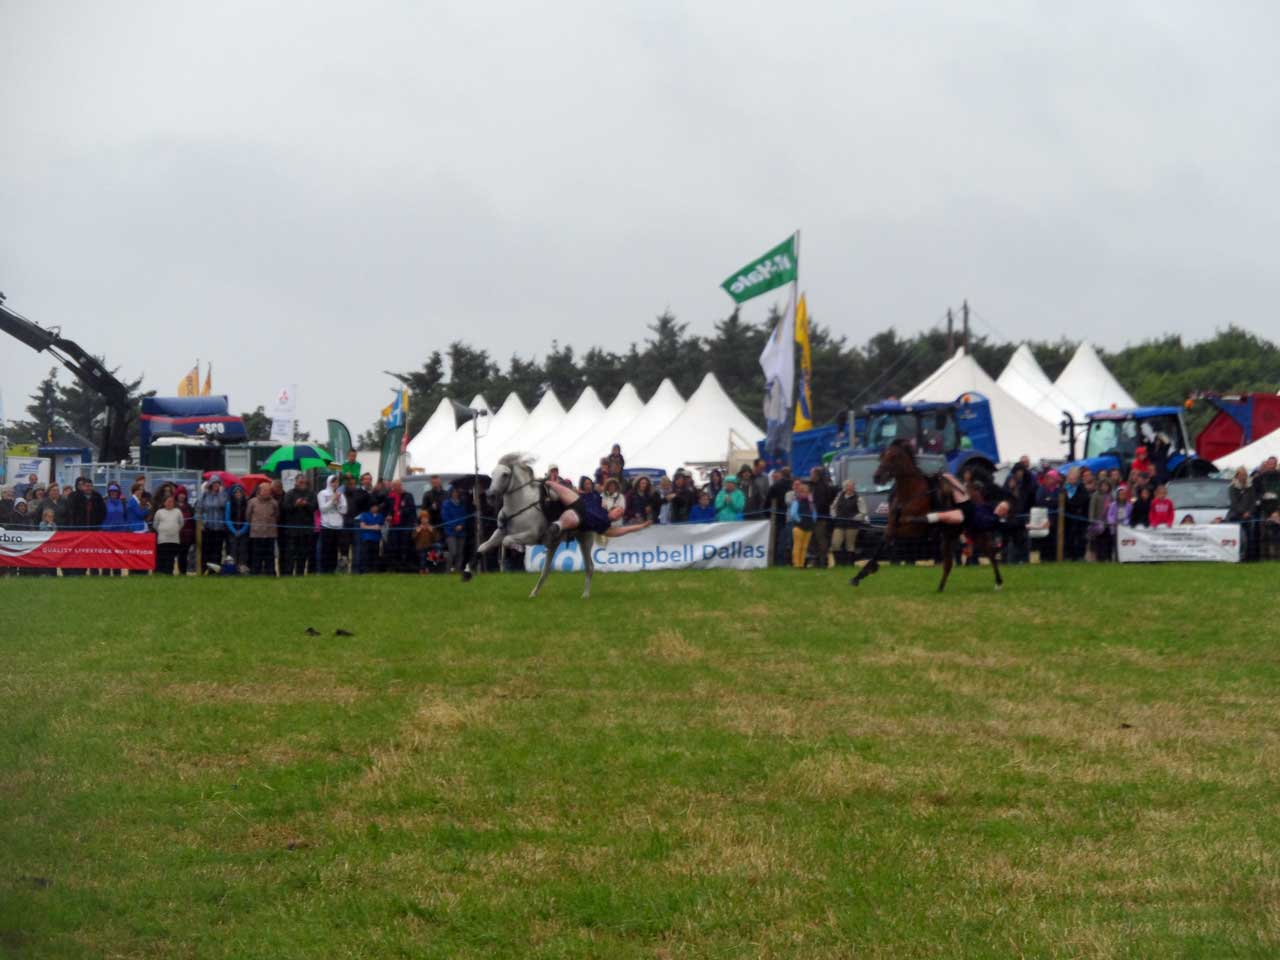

{"left": 758, "top": 289, "right": 795, "bottom": 454}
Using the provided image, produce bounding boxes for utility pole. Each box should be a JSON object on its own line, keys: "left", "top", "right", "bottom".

{"left": 962, "top": 300, "right": 970, "bottom": 354}
{"left": 946, "top": 308, "right": 954, "bottom": 355}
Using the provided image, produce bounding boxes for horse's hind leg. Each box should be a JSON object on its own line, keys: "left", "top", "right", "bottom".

{"left": 937, "top": 531, "right": 955, "bottom": 592}
{"left": 580, "top": 533, "right": 594, "bottom": 599}
{"left": 529, "top": 535, "right": 555, "bottom": 599}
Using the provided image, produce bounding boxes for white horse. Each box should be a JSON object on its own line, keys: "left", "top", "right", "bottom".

{"left": 462, "top": 453, "right": 596, "bottom": 599}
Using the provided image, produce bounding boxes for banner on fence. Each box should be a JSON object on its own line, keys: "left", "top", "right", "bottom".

{"left": 1116, "top": 524, "right": 1241, "bottom": 563}
{"left": 0, "top": 530, "right": 156, "bottom": 570}
{"left": 525, "top": 520, "right": 770, "bottom": 574}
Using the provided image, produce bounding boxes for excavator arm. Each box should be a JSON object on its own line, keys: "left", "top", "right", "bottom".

{"left": 0, "top": 296, "right": 136, "bottom": 462}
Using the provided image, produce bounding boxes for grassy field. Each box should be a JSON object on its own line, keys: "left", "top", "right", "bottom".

{"left": 2, "top": 564, "right": 1279, "bottom": 959}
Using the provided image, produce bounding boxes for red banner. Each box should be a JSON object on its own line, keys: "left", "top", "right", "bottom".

{"left": 0, "top": 530, "right": 156, "bottom": 570}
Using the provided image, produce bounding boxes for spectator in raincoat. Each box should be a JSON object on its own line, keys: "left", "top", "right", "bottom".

{"left": 714, "top": 475, "right": 745, "bottom": 522}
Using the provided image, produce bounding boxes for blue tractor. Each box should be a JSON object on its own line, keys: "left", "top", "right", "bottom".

{"left": 1060, "top": 406, "right": 1216, "bottom": 480}
{"left": 825, "top": 395, "right": 1002, "bottom": 546}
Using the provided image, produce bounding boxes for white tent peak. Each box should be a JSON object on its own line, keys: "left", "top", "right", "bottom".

{"left": 997, "top": 344, "right": 1084, "bottom": 425}
{"left": 904, "top": 352, "right": 1063, "bottom": 463}
{"left": 405, "top": 397, "right": 460, "bottom": 469}
{"left": 628, "top": 373, "right": 764, "bottom": 472}
{"left": 1054, "top": 343, "right": 1136, "bottom": 413}
{"left": 542, "top": 383, "right": 647, "bottom": 478}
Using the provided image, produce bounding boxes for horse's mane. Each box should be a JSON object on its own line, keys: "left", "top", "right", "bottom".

{"left": 497, "top": 451, "right": 534, "bottom": 470}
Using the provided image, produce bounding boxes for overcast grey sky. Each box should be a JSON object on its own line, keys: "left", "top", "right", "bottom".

{"left": 3, "top": 0, "right": 1277, "bottom": 436}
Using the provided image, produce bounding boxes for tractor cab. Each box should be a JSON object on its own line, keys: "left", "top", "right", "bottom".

{"left": 1068, "top": 407, "right": 1215, "bottom": 479}
{"left": 854, "top": 396, "right": 998, "bottom": 477}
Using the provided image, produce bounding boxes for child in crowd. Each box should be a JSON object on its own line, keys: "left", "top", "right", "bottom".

{"left": 356, "top": 501, "right": 384, "bottom": 574}
{"left": 689, "top": 492, "right": 716, "bottom": 523}
{"left": 37, "top": 508, "right": 57, "bottom": 577}
{"left": 1148, "top": 484, "right": 1174, "bottom": 527}
{"left": 412, "top": 512, "right": 438, "bottom": 574}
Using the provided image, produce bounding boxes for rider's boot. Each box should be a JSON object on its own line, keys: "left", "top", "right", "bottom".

{"left": 547, "top": 521, "right": 561, "bottom": 540}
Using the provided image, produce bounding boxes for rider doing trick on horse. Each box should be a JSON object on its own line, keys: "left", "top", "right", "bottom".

{"left": 545, "top": 475, "right": 652, "bottom": 541}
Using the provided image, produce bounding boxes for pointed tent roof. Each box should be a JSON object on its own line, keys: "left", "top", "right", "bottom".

{"left": 545, "top": 383, "right": 646, "bottom": 479}
{"left": 433, "top": 392, "right": 517, "bottom": 474}
{"left": 629, "top": 373, "right": 764, "bottom": 473}
{"left": 611, "top": 379, "right": 686, "bottom": 466}
{"left": 1054, "top": 343, "right": 1136, "bottom": 413}
{"left": 904, "top": 350, "right": 1063, "bottom": 463}
{"left": 405, "top": 397, "right": 458, "bottom": 469}
{"left": 468, "top": 392, "right": 531, "bottom": 472}
{"left": 496, "top": 390, "right": 566, "bottom": 466}
{"left": 997, "top": 345, "right": 1085, "bottom": 425}
{"left": 528, "top": 387, "right": 605, "bottom": 466}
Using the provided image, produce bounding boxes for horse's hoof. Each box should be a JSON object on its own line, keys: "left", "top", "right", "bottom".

{"left": 994, "top": 583, "right": 1003, "bottom": 591}
{"left": 849, "top": 578, "right": 860, "bottom": 587}
{"left": 461, "top": 570, "right": 472, "bottom": 583}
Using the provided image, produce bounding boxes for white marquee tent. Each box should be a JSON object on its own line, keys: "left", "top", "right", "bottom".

{"left": 464, "top": 392, "right": 529, "bottom": 474}
{"left": 429, "top": 393, "right": 501, "bottom": 474}
{"left": 1054, "top": 343, "right": 1136, "bottom": 413}
{"left": 904, "top": 350, "right": 1064, "bottom": 463}
{"left": 608, "top": 378, "right": 686, "bottom": 467}
{"left": 542, "top": 383, "right": 646, "bottom": 479}
{"left": 500, "top": 391, "right": 566, "bottom": 466}
{"left": 405, "top": 397, "right": 458, "bottom": 470}
{"left": 629, "top": 372, "right": 764, "bottom": 473}
{"left": 527, "top": 387, "right": 605, "bottom": 466}
{"left": 997, "top": 345, "right": 1085, "bottom": 426}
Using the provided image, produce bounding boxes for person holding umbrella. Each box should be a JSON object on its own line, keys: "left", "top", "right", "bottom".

{"left": 281, "top": 475, "right": 316, "bottom": 576}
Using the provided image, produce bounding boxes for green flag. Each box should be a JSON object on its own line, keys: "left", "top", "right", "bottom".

{"left": 721, "top": 234, "right": 797, "bottom": 304}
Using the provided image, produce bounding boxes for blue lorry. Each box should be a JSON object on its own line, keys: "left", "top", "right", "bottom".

{"left": 1059, "top": 406, "right": 1216, "bottom": 479}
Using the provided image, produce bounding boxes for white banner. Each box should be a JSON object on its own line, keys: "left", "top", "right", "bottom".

{"left": 525, "top": 520, "right": 770, "bottom": 574}
{"left": 269, "top": 417, "right": 294, "bottom": 443}
{"left": 271, "top": 384, "right": 297, "bottom": 415}
{"left": 1117, "top": 524, "right": 1242, "bottom": 563}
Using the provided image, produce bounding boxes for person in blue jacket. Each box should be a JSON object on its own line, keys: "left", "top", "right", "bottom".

{"left": 224, "top": 483, "right": 250, "bottom": 572}
{"left": 441, "top": 487, "right": 470, "bottom": 573}
{"left": 689, "top": 491, "right": 716, "bottom": 523}
{"left": 124, "top": 482, "right": 150, "bottom": 533}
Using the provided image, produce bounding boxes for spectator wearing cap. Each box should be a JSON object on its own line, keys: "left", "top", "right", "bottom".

{"left": 714, "top": 475, "right": 745, "bottom": 522}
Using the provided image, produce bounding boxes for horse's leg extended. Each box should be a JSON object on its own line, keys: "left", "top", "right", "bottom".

{"left": 938, "top": 530, "right": 955, "bottom": 592}
{"left": 463, "top": 527, "right": 506, "bottom": 582}
{"left": 984, "top": 533, "right": 1003, "bottom": 590}
{"left": 529, "top": 533, "right": 556, "bottom": 599}
{"left": 850, "top": 535, "right": 889, "bottom": 586}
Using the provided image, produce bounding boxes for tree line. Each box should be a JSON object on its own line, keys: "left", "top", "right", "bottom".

{"left": 6, "top": 315, "right": 1279, "bottom": 452}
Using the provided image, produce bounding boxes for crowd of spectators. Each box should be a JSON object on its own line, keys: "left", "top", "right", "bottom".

{"left": 4, "top": 444, "right": 1279, "bottom": 574}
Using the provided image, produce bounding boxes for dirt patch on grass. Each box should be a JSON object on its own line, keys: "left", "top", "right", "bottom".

{"left": 646, "top": 630, "right": 704, "bottom": 664}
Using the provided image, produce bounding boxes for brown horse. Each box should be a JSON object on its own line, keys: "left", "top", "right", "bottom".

{"left": 849, "top": 439, "right": 1003, "bottom": 593}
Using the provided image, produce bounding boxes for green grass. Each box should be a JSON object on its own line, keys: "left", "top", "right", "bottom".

{"left": 2, "top": 564, "right": 1279, "bottom": 959}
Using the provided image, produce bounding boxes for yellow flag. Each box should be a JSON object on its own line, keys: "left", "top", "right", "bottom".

{"left": 201, "top": 364, "right": 212, "bottom": 396}
{"left": 177, "top": 365, "right": 199, "bottom": 397}
{"left": 793, "top": 294, "right": 813, "bottom": 431}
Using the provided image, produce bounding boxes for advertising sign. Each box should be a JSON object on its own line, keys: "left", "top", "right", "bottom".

{"left": 525, "top": 520, "right": 770, "bottom": 574}
{"left": 1116, "top": 524, "right": 1242, "bottom": 563}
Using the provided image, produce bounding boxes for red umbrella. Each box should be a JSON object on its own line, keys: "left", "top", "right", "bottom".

{"left": 237, "top": 473, "right": 271, "bottom": 492}
{"left": 203, "top": 470, "right": 241, "bottom": 487}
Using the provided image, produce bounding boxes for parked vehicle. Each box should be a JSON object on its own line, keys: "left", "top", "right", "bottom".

{"left": 1165, "top": 477, "right": 1232, "bottom": 525}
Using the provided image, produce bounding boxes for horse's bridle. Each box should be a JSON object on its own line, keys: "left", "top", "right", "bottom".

{"left": 498, "top": 463, "right": 544, "bottom": 522}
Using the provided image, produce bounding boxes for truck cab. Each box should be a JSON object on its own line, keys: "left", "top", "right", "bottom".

{"left": 856, "top": 395, "right": 999, "bottom": 477}
{"left": 1065, "top": 407, "right": 1215, "bottom": 479}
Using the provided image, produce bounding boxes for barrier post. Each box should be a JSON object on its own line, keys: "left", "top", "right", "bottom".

{"left": 195, "top": 519, "right": 204, "bottom": 576}
{"left": 1056, "top": 490, "right": 1065, "bottom": 563}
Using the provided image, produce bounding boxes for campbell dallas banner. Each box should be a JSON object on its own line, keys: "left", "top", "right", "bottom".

{"left": 525, "top": 520, "right": 770, "bottom": 574}
{"left": 1116, "top": 524, "right": 1242, "bottom": 563}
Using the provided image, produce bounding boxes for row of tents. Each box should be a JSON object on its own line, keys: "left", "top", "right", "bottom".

{"left": 405, "top": 341, "right": 1147, "bottom": 477}
{"left": 405, "top": 372, "right": 764, "bottom": 480}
